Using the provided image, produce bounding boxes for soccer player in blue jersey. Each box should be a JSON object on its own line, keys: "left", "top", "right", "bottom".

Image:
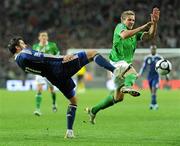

{"left": 138, "top": 45, "right": 163, "bottom": 110}
{"left": 7, "top": 36, "right": 121, "bottom": 138}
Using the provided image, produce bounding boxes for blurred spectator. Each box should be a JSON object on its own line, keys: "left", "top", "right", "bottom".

{"left": 1, "top": 0, "right": 179, "bottom": 49}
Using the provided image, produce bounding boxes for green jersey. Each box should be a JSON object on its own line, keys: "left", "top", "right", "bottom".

{"left": 109, "top": 23, "right": 143, "bottom": 63}
{"left": 32, "top": 42, "right": 60, "bottom": 55}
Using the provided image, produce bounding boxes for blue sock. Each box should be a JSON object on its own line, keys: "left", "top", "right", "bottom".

{"left": 151, "top": 95, "right": 157, "bottom": 105}
{"left": 67, "top": 104, "right": 77, "bottom": 130}
{"left": 94, "top": 54, "right": 115, "bottom": 73}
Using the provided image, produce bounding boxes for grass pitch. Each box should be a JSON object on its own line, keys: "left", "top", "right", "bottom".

{"left": 0, "top": 89, "right": 180, "bottom": 146}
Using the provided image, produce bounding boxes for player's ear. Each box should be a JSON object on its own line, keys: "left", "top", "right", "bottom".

{"left": 15, "top": 45, "right": 20, "bottom": 50}
{"left": 38, "top": 36, "right": 41, "bottom": 41}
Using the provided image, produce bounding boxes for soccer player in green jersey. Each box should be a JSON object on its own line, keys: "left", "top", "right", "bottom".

{"left": 33, "top": 31, "right": 60, "bottom": 116}
{"left": 86, "top": 8, "right": 160, "bottom": 124}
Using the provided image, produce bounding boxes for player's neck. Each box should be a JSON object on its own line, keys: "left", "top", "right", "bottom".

{"left": 39, "top": 41, "right": 48, "bottom": 46}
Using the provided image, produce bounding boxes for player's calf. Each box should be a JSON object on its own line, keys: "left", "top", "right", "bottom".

{"left": 85, "top": 50, "right": 116, "bottom": 73}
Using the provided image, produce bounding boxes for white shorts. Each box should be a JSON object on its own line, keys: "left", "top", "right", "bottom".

{"left": 35, "top": 75, "right": 53, "bottom": 87}
{"left": 106, "top": 60, "right": 130, "bottom": 90}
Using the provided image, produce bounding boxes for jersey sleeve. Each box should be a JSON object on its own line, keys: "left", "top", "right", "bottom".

{"left": 139, "top": 56, "right": 147, "bottom": 75}
{"left": 49, "top": 42, "right": 60, "bottom": 55}
{"left": 21, "top": 49, "right": 45, "bottom": 63}
{"left": 136, "top": 32, "right": 144, "bottom": 41}
{"left": 21, "top": 49, "right": 63, "bottom": 63}
{"left": 53, "top": 43, "right": 60, "bottom": 55}
{"left": 115, "top": 23, "right": 127, "bottom": 37}
{"left": 32, "top": 44, "right": 38, "bottom": 50}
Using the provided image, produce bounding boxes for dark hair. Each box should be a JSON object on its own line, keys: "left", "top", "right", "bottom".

{"left": 7, "top": 36, "right": 23, "bottom": 54}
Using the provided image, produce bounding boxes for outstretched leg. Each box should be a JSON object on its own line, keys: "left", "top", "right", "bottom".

{"left": 120, "top": 66, "right": 140, "bottom": 97}
{"left": 34, "top": 84, "right": 43, "bottom": 116}
{"left": 64, "top": 90, "right": 77, "bottom": 139}
{"left": 49, "top": 85, "right": 57, "bottom": 112}
{"left": 86, "top": 50, "right": 115, "bottom": 73}
{"left": 149, "top": 79, "right": 159, "bottom": 110}
{"left": 86, "top": 88, "right": 124, "bottom": 124}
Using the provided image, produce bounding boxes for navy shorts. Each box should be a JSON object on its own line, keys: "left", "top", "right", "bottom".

{"left": 49, "top": 52, "right": 89, "bottom": 99}
{"left": 148, "top": 78, "right": 159, "bottom": 89}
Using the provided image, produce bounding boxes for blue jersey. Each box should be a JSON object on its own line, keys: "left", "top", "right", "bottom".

{"left": 15, "top": 48, "right": 89, "bottom": 98}
{"left": 139, "top": 54, "right": 163, "bottom": 80}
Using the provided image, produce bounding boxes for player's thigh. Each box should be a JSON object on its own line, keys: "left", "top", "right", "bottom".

{"left": 111, "top": 60, "right": 137, "bottom": 76}
{"left": 125, "top": 66, "right": 138, "bottom": 76}
{"left": 85, "top": 50, "right": 98, "bottom": 60}
{"left": 148, "top": 79, "right": 153, "bottom": 91}
{"left": 76, "top": 51, "right": 89, "bottom": 67}
{"left": 35, "top": 75, "right": 46, "bottom": 91}
{"left": 55, "top": 78, "right": 76, "bottom": 100}
{"left": 62, "top": 53, "right": 88, "bottom": 78}
{"left": 35, "top": 75, "right": 46, "bottom": 84}
{"left": 106, "top": 61, "right": 126, "bottom": 91}
{"left": 151, "top": 79, "right": 159, "bottom": 93}
{"left": 45, "top": 78, "right": 55, "bottom": 91}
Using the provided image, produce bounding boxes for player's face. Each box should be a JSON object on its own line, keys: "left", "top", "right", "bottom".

{"left": 151, "top": 47, "right": 156, "bottom": 55}
{"left": 18, "top": 40, "right": 27, "bottom": 49}
{"left": 39, "top": 32, "right": 48, "bottom": 44}
{"left": 15, "top": 40, "right": 27, "bottom": 53}
{"left": 123, "top": 15, "right": 135, "bottom": 29}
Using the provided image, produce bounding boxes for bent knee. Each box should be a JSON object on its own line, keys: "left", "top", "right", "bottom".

{"left": 115, "top": 95, "right": 124, "bottom": 102}
{"left": 86, "top": 50, "right": 98, "bottom": 60}
{"left": 117, "top": 97, "right": 124, "bottom": 102}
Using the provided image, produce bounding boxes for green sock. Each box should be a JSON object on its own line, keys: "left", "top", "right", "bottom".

{"left": 124, "top": 74, "right": 137, "bottom": 87}
{"left": 51, "top": 92, "right": 56, "bottom": 105}
{"left": 91, "top": 94, "right": 115, "bottom": 115}
{"left": 35, "top": 93, "right": 42, "bottom": 109}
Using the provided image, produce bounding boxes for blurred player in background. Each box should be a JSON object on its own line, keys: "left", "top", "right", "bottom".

{"left": 33, "top": 31, "right": 60, "bottom": 116}
{"left": 86, "top": 8, "right": 160, "bottom": 124}
{"left": 7, "top": 36, "right": 124, "bottom": 138}
{"left": 138, "top": 45, "right": 167, "bottom": 110}
{"left": 76, "top": 66, "right": 86, "bottom": 93}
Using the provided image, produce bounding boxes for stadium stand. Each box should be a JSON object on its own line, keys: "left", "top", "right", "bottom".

{"left": 0, "top": 0, "right": 180, "bottom": 87}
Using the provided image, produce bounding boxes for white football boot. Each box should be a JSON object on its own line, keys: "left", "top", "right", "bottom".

{"left": 85, "top": 107, "right": 96, "bottom": 124}
{"left": 33, "top": 110, "right": 42, "bottom": 116}
{"left": 64, "top": 129, "right": 75, "bottom": 139}
{"left": 120, "top": 86, "right": 140, "bottom": 97}
{"left": 52, "top": 104, "right": 57, "bottom": 112}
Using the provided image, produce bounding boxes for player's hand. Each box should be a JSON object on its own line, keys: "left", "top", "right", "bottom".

{"left": 151, "top": 7, "right": 160, "bottom": 23}
{"left": 141, "top": 21, "right": 153, "bottom": 30}
{"left": 63, "top": 54, "right": 75, "bottom": 63}
{"left": 145, "top": 21, "right": 153, "bottom": 28}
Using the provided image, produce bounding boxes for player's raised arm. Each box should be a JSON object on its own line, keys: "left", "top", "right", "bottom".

{"left": 138, "top": 57, "right": 148, "bottom": 77}
{"left": 119, "top": 10, "right": 152, "bottom": 39}
{"left": 120, "top": 22, "right": 152, "bottom": 39}
{"left": 142, "top": 7, "right": 160, "bottom": 41}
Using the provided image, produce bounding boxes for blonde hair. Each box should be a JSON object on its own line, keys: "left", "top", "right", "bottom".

{"left": 121, "top": 10, "right": 135, "bottom": 22}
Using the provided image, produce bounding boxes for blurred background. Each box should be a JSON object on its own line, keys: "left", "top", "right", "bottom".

{"left": 0, "top": 0, "right": 180, "bottom": 89}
